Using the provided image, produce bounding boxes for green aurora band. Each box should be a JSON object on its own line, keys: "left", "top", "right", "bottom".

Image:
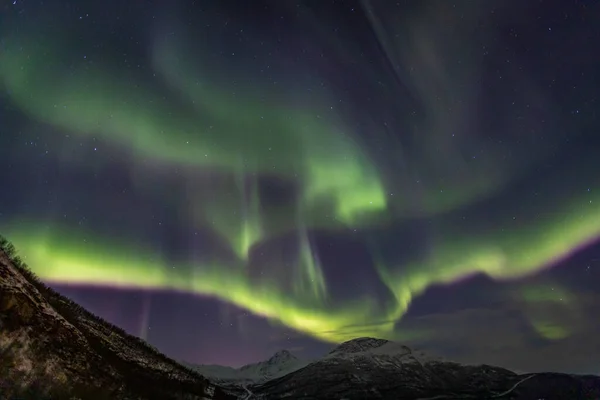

{"left": 1, "top": 24, "right": 599, "bottom": 344}
{"left": 4, "top": 180, "right": 600, "bottom": 343}
{"left": 0, "top": 31, "right": 388, "bottom": 232}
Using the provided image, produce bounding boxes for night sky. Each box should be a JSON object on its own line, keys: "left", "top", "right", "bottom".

{"left": 1, "top": 0, "right": 599, "bottom": 374}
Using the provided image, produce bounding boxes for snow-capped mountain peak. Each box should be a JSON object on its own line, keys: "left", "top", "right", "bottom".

{"left": 191, "top": 348, "right": 308, "bottom": 385}
{"left": 265, "top": 349, "right": 296, "bottom": 364}
{"left": 325, "top": 337, "right": 442, "bottom": 367}
{"left": 239, "top": 349, "right": 304, "bottom": 377}
{"left": 328, "top": 337, "right": 394, "bottom": 355}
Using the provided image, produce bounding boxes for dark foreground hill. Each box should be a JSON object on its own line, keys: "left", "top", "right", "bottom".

{"left": 0, "top": 235, "right": 235, "bottom": 400}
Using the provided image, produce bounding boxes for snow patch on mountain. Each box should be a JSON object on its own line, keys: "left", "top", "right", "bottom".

{"left": 328, "top": 337, "right": 392, "bottom": 355}
{"left": 189, "top": 349, "right": 309, "bottom": 385}
{"left": 327, "top": 337, "right": 442, "bottom": 365}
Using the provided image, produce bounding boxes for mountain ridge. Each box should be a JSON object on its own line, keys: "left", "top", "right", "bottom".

{"left": 328, "top": 337, "right": 392, "bottom": 355}
{"left": 0, "top": 235, "right": 235, "bottom": 400}
{"left": 247, "top": 337, "right": 600, "bottom": 399}
{"left": 189, "top": 347, "right": 309, "bottom": 386}
{"left": 188, "top": 336, "right": 600, "bottom": 399}
{"left": 188, "top": 335, "right": 600, "bottom": 399}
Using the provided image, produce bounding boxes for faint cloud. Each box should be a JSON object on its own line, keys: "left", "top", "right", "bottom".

{"left": 399, "top": 295, "right": 600, "bottom": 374}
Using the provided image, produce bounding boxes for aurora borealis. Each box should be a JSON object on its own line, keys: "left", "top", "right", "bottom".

{"left": 1, "top": 0, "right": 599, "bottom": 373}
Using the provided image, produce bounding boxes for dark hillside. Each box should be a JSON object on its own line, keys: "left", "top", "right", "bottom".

{"left": 0, "top": 235, "right": 235, "bottom": 400}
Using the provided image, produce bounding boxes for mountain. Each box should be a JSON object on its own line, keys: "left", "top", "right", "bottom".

{"left": 250, "top": 337, "right": 600, "bottom": 399}
{"left": 0, "top": 236, "right": 235, "bottom": 400}
{"left": 237, "top": 349, "right": 308, "bottom": 383}
{"left": 189, "top": 349, "right": 308, "bottom": 386}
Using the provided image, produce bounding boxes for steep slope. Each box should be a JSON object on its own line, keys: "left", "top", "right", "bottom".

{"left": 252, "top": 337, "right": 600, "bottom": 400}
{"left": 190, "top": 349, "right": 308, "bottom": 385}
{"left": 0, "top": 236, "right": 234, "bottom": 400}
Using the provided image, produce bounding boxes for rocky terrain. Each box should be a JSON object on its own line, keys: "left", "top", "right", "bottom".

{"left": 0, "top": 235, "right": 235, "bottom": 400}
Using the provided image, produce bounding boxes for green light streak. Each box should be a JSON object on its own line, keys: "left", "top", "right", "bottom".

{"left": 3, "top": 186, "right": 599, "bottom": 344}
{"left": 0, "top": 31, "right": 388, "bottom": 229}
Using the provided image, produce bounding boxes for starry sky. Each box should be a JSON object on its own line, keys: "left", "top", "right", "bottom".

{"left": 1, "top": 0, "right": 599, "bottom": 374}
